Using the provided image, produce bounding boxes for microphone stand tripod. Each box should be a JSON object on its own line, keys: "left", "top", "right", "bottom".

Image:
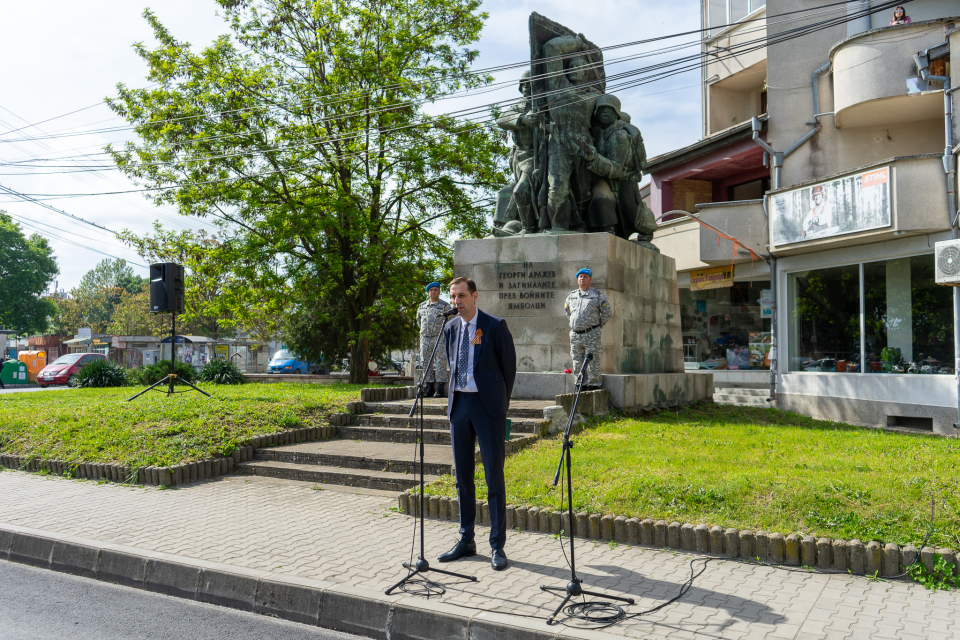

{"left": 386, "top": 310, "right": 476, "bottom": 596}
{"left": 540, "top": 353, "right": 634, "bottom": 624}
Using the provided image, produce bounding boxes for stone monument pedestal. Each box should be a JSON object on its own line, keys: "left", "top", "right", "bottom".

{"left": 454, "top": 233, "right": 712, "bottom": 410}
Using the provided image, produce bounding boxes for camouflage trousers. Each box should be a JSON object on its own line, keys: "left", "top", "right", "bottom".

{"left": 419, "top": 334, "right": 449, "bottom": 383}
{"left": 570, "top": 329, "right": 603, "bottom": 387}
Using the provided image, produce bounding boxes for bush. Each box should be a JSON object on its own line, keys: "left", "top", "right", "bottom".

{"left": 198, "top": 359, "right": 245, "bottom": 385}
{"left": 75, "top": 359, "right": 128, "bottom": 388}
{"left": 128, "top": 360, "right": 197, "bottom": 386}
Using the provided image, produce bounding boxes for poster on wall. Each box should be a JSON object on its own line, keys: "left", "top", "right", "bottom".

{"left": 770, "top": 166, "right": 890, "bottom": 245}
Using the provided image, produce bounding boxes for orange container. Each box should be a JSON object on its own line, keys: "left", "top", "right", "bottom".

{"left": 17, "top": 350, "right": 46, "bottom": 383}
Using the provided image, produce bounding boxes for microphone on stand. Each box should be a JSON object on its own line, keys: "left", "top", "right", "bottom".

{"left": 442, "top": 308, "right": 460, "bottom": 317}
{"left": 585, "top": 352, "right": 593, "bottom": 361}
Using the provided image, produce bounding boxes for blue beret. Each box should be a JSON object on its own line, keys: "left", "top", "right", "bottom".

{"left": 576, "top": 268, "right": 592, "bottom": 278}
{"left": 426, "top": 282, "right": 441, "bottom": 292}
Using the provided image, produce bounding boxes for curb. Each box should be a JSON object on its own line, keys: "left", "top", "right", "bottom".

{"left": 0, "top": 523, "right": 596, "bottom": 640}
{"left": 0, "top": 423, "right": 344, "bottom": 488}
{"left": 397, "top": 495, "right": 960, "bottom": 579}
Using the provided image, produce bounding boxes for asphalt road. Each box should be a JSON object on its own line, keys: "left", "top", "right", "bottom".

{"left": 0, "top": 561, "right": 366, "bottom": 640}
{"left": 0, "top": 385, "right": 68, "bottom": 395}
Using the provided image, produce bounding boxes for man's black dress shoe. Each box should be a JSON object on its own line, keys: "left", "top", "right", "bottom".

{"left": 438, "top": 539, "right": 477, "bottom": 563}
{"left": 491, "top": 547, "right": 508, "bottom": 571}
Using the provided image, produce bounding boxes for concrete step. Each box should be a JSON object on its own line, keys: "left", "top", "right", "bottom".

{"left": 714, "top": 393, "right": 772, "bottom": 407}
{"left": 236, "top": 459, "right": 430, "bottom": 492}
{"left": 358, "top": 413, "right": 541, "bottom": 433}
{"left": 338, "top": 425, "right": 527, "bottom": 446}
{"left": 339, "top": 426, "right": 452, "bottom": 445}
{"left": 364, "top": 400, "right": 550, "bottom": 419}
{"left": 256, "top": 440, "right": 453, "bottom": 476}
{"left": 714, "top": 387, "right": 768, "bottom": 397}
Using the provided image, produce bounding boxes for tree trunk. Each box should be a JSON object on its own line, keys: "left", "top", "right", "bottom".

{"left": 349, "top": 333, "right": 370, "bottom": 384}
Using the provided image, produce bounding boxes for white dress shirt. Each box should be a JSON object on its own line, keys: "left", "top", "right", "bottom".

{"left": 455, "top": 312, "right": 480, "bottom": 393}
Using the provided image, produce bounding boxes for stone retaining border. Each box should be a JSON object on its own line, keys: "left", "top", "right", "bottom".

{"left": 397, "top": 492, "right": 960, "bottom": 579}
{"left": 0, "top": 523, "right": 568, "bottom": 640}
{"left": 0, "top": 422, "right": 347, "bottom": 488}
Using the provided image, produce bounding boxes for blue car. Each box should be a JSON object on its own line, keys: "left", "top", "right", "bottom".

{"left": 267, "top": 349, "right": 312, "bottom": 374}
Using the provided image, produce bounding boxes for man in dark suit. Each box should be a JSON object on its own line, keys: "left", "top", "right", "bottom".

{"left": 438, "top": 276, "right": 517, "bottom": 571}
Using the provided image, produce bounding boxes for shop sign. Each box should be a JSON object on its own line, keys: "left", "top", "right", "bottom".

{"left": 690, "top": 267, "right": 734, "bottom": 291}
{"left": 215, "top": 345, "right": 229, "bottom": 360}
{"left": 770, "top": 166, "right": 891, "bottom": 245}
{"left": 117, "top": 342, "right": 127, "bottom": 349}
{"left": 111, "top": 336, "right": 120, "bottom": 347}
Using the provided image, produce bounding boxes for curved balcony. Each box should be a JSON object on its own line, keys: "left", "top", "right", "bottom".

{"left": 829, "top": 18, "right": 956, "bottom": 128}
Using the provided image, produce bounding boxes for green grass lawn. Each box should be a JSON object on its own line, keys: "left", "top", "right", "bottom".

{"left": 425, "top": 404, "right": 960, "bottom": 547}
{"left": 0, "top": 383, "right": 363, "bottom": 468}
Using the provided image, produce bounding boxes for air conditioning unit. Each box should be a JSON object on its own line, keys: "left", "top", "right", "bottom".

{"left": 935, "top": 239, "right": 960, "bottom": 285}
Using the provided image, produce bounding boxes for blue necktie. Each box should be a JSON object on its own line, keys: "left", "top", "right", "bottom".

{"left": 456, "top": 322, "right": 470, "bottom": 389}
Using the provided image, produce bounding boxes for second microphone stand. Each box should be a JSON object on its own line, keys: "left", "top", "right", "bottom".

{"left": 540, "top": 353, "right": 634, "bottom": 624}
{"left": 386, "top": 310, "right": 476, "bottom": 596}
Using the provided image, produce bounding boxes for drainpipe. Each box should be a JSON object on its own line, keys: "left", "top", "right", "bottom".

{"left": 749, "top": 64, "right": 830, "bottom": 405}
{"left": 762, "top": 196, "right": 778, "bottom": 404}
{"left": 916, "top": 48, "right": 960, "bottom": 427}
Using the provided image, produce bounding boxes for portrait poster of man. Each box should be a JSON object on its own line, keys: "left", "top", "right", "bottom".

{"left": 771, "top": 166, "right": 890, "bottom": 245}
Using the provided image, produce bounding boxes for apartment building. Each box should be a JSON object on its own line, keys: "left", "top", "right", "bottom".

{"left": 647, "top": 0, "right": 959, "bottom": 433}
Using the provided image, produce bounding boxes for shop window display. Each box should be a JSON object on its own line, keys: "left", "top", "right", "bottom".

{"left": 863, "top": 255, "right": 953, "bottom": 374}
{"left": 788, "top": 265, "right": 860, "bottom": 372}
{"left": 680, "top": 281, "right": 772, "bottom": 369}
{"left": 787, "top": 254, "right": 953, "bottom": 374}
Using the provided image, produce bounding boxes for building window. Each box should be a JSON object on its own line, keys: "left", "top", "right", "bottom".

{"left": 863, "top": 255, "right": 954, "bottom": 374}
{"left": 680, "top": 281, "right": 772, "bottom": 370}
{"left": 708, "top": 0, "right": 765, "bottom": 33}
{"left": 787, "top": 254, "right": 954, "bottom": 374}
{"left": 788, "top": 265, "right": 861, "bottom": 372}
{"left": 728, "top": 177, "right": 769, "bottom": 201}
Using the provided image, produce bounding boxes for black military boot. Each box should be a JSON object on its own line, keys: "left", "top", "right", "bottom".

{"left": 423, "top": 382, "right": 436, "bottom": 397}
{"left": 434, "top": 382, "right": 446, "bottom": 398}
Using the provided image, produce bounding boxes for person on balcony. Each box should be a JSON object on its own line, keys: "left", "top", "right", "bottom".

{"left": 889, "top": 6, "right": 910, "bottom": 25}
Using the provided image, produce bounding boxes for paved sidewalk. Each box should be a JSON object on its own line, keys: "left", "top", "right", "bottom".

{"left": 0, "top": 470, "right": 957, "bottom": 639}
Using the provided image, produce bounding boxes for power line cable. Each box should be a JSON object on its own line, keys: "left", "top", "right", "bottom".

{"left": 0, "top": 0, "right": 874, "bottom": 150}
{"left": 5, "top": 1, "right": 904, "bottom": 200}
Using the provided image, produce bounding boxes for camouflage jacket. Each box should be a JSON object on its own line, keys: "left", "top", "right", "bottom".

{"left": 416, "top": 299, "right": 453, "bottom": 336}
{"left": 564, "top": 287, "right": 612, "bottom": 331}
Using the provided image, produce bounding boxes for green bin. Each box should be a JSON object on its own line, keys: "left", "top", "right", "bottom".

{"left": 0, "top": 360, "right": 29, "bottom": 385}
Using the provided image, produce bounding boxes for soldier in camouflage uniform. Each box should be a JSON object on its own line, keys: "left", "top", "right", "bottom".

{"left": 417, "top": 282, "right": 453, "bottom": 397}
{"left": 564, "top": 268, "right": 611, "bottom": 390}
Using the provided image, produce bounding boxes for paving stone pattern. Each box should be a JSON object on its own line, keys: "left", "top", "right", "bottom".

{"left": 1, "top": 471, "right": 957, "bottom": 639}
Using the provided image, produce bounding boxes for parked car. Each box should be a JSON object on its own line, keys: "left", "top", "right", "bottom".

{"left": 37, "top": 353, "right": 106, "bottom": 387}
{"left": 267, "top": 349, "right": 314, "bottom": 374}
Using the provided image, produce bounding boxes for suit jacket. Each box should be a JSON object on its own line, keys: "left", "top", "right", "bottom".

{"left": 443, "top": 308, "right": 517, "bottom": 419}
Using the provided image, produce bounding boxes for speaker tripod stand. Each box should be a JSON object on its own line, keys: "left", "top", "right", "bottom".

{"left": 385, "top": 312, "right": 476, "bottom": 596}
{"left": 540, "top": 353, "right": 634, "bottom": 624}
{"left": 127, "top": 312, "right": 211, "bottom": 402}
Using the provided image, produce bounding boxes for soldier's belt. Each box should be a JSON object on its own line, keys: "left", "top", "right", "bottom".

{"left": 572, "top": 324, "right": 601, "bottom": 335}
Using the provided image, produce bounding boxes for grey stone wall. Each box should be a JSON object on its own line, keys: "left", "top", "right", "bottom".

{"left": 454, "top": 233, "right": 683, "bottom": 375}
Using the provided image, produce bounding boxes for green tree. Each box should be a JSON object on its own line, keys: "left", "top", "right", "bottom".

{"left": 118, "top": 222, "right": 250, "bottom": 340}
{"left": 72, "top": 259, "right": 147, "bottom": 332}
{"left": 106, "top": 282, "right": 170, "bottom": 337}
{"left": 107, "top": 0, "right": 506, "bottom": 383}
{"left": 284, "top": 291, "right": 418, "bottom": 369}
{"left": 0, "top": 212, "right": 59, "bottom": 335}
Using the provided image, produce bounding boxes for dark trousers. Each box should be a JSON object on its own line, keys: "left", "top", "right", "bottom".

{"left": 450, "top": 391, "right": 507, "bottom": 551}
